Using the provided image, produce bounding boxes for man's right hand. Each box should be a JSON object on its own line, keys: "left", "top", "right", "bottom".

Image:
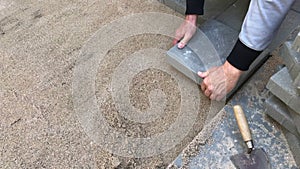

{"left": 173, "top": 15, "right": 197, "bottom": 49}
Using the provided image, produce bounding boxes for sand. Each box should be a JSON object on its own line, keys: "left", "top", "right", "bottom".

{"left": 0, "top": 0, "right": 216, "bottom": 168}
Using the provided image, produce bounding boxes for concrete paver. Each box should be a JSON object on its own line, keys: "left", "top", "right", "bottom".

{"left": 294, "top": 73, "right": 300, "bottom": 94}
{"left": 265, "top": 95, "right": 300, "bottom": 138}
{"left": 289, "top": 107, "right": 300, "bottom": 136}
{"left": 216, "top": 0, "right": 249, "bottom": 31}
{"left": 283, "top": 128, "right": 300, "bottom": 167}
{"left": 292, "top": 32, "right": 300, "bottom": 52}
{"left": 158, "top": 0, "right": 186, "bottom": 16}
{"left": 266, "top": 67, "right": 300, "bottom": 113}
{"left": 280, "top": 41, "right": 300, "bottom": 80}
{"left": 167, "top": 19, "right": 238, "bottom": 84}
{"left": 292, "top": 0, "right": 300, "bottom": 13}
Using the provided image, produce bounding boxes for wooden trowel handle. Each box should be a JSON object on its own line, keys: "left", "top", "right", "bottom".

{"left": 233, "top": 105, "right": 254, "bottom": 152}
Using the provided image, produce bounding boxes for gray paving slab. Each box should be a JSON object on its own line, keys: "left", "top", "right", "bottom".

{"left": 280, "top": 41, "right": 300, "bottom": 80}
{"left": 283, "top": 128, "right": 300, "bottom": 167}
{"left": 292, "top": 0, "right": 300, "bottom": 13}
{"left": 289, "top": 107, "right": 300, "bottom": 136}
{"left": 265, "top": 95, "right": 300, "bottom": 138}
{"left": 292, "top": 31, "right": 300, "bottom": 52}
{"left": 266, "top": 67, "right": 300, "bottom": 113}
{"left": 167, "top": 19, "right": 238, "bottom": 84}
{"left": 158, "top": 0, "right": 186, "bottom": 16}
{"left": 216, "top": 0, "right": 250, "bottom": 31}
{"left": 294, "top": 73, "right": 300, "bottom": 95}
{"left": 200, "top": 20, "right": 239, "bottom": 58}
{"left": 202, "top": 0, "right": 237, "bottom": 20}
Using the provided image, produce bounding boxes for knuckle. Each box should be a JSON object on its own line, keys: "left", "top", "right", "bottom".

{"left": 200, "top": 84, "right": 205, "bottom": 91}
{"left": 186, "top": 32, "right": 193, "bottom": 38}
{"left": 175, "top": 31, "right": 181, "bottom": 37}
{"left": 205, "top": 91, "right": 210, "bottom": 97}
{"left": 203, "top": 78, "right": 209, "bottom": 85}
{"left": 207, "top": 85, "right": 213, "bottom": 91}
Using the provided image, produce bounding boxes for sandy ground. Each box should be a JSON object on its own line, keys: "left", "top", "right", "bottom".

{"left": 0, "top": 0, "right": 217, "bottom": 168}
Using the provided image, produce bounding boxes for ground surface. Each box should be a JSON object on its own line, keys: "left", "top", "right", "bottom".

{"left": 0, "top": 1, "right": 219, "bottom": 168}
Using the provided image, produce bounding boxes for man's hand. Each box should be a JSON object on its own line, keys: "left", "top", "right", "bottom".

{"left": 198, "top": 61, "right": 243, "bottom": 101}
{"left": 173, "top": 15, "right": 197, "bottom": 49}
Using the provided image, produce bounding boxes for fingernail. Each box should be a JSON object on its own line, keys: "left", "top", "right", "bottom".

{"left": 198, "top": 72, "right": 205, "bottom": 79}
{"left": 177, "top": 43, "right": 185, "bottom": 49}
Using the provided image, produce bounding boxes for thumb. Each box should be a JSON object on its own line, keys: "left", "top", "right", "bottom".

{"left": 198, "top": 71, "right": 209, "bottom": 78}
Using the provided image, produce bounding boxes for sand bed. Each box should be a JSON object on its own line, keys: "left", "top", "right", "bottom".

{"left": 0, "top": 0, "right": 218, "bottom": 168}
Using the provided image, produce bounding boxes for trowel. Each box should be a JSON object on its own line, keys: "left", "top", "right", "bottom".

{"left": 230, "top": 105, "right": 271, "bottom": 169}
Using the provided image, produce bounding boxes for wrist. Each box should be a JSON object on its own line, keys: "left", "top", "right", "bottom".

{"left": 224, "top": 61, "right": 243, "bottom": 77}
{"left": 185, "top": 15, "right": 197, "bottom": 24}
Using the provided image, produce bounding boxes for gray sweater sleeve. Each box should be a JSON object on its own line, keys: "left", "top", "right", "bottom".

{"left": 228, "top": 0, "right": 295, "bottom": 71}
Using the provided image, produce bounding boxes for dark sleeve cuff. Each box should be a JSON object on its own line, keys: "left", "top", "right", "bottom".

{"left": 227, "top": 39, "right": 262, "bottom": 71}
{"left": 185, "top": 0, "right": 204, "bottom": 15}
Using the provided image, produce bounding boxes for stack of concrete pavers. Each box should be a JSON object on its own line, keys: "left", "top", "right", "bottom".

{"left": 266, "top": 31, "right": 300, "bottom": 166}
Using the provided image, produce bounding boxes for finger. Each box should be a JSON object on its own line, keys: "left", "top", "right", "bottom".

{"left": 198, "top": 71, "right": 209, "bottom": 78}
{"left": 174, "top": 29, "right": 184, "bottom": 45}
{"left": 210, "top": 91, "right": 225, "bottom": 101}
{"left": 204, "top": 89, "right": 211, "bottom": 97}
{"left": 210, "top": 93, "right": 216, "bottom": 101}
{"left": 177, "top": 42, "right": 186, "bottom": 49}
{"left": 200, "top": 83, "right": 206, "bottom": 91}
{"left": 201, "top": 80, "right": 211, "bottom": 97}
{"left": 172, "top": 39, "right": 179, "bottom": 45}
{"left": 178, "top": 32, "right": 193, "bottom": 49}
{"left": 215, "top": 94, "right": 225, "bottom": 102}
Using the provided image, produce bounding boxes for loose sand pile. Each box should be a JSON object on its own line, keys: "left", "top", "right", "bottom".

{"left": 0, "top": 0, "right": 217, "bottom": 168}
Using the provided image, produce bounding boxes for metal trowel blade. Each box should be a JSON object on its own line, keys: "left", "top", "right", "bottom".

{"left": 230, "top": 148, "right": 271, "bottom": 169}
